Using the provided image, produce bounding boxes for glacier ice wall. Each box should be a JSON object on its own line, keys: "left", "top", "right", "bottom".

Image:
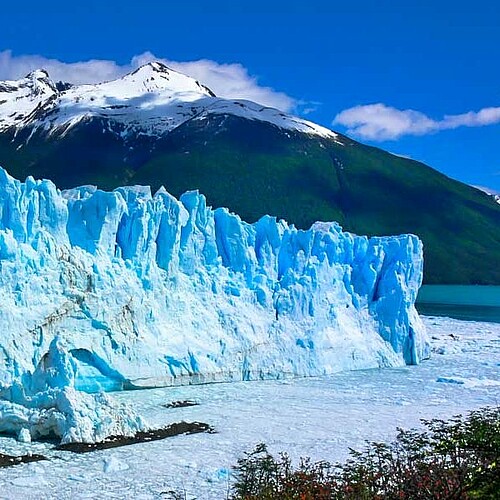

{"left": 0, "top": 167, "right": 429, "bottom": 393}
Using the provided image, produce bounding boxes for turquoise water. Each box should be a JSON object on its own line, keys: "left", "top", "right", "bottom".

{"left": 416, "top": 285, "right": 500, "bottom": 323}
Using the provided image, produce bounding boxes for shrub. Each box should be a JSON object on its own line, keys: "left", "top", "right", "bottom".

{"left": 231, "top": 406, "right": 500, "bottom": 499}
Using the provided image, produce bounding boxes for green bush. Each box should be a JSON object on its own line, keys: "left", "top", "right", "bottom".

{"left": 231, "top": 406, "right": 500, "bottom": 499}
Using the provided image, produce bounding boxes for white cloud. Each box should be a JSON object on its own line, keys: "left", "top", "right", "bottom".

{"left": 0, "top": 50, "right": 296, "bottom": 112}
{"left": 333, "top": 103, "right": 500, "bottom": 141}
{"left": 441, "top": 107, "right": 500, "bottom": 128}
{"left": 0, "top": 50, "right": 124, "bottom": 86}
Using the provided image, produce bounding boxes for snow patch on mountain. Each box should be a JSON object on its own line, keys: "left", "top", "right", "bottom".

{"left": 0, "top": 62, "right": 337, "bottom": 140}
{"left": 0, "top": 70, "right": 57, "bottom": 129}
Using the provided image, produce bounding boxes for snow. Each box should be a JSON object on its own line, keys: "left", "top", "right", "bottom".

{"left": 0, "top": 70, "right": 57, "bottom": 130}
{"left": 0, "top": 316, "right": 498, "bottom": 499}
{"left": 0, "top": 62, "right": 338, "bottom": 139}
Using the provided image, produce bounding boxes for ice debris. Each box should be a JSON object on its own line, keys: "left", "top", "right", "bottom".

{"left": 0, "top": 337, "right": 147, "bottom": 444}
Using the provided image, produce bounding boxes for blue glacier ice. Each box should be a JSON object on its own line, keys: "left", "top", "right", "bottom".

{"left": 0, "top": 168, "right": 428, "bottom": 441}
{"left": 0, "top": 337, "right": 147, "bottom": 443}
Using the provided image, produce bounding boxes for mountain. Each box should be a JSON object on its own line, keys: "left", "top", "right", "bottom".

{"left": 475, "top": 186, "right": 500, "bottom": 205}
{"left": 0, "top": 62, "right": 333, "bottom": 137}
{"left": 0, "top": 168, "right": 427, "bottom": 441}
{"left": 0, "top": 62, "right": 498, "bottom": 284}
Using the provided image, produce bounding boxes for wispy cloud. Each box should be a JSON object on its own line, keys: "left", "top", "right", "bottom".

{"left": 0, "top": 50, "right": 296, "bottom": 112}
{"left": 0, "top": 51, "right": 124, "bottom": 86}
{"left": 333, "top": 103, "right": 500, "bottom": 141}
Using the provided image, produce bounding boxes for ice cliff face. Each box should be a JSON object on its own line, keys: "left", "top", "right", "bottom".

{"left": 0, "top": 168, "right": 428, "bottom": 396}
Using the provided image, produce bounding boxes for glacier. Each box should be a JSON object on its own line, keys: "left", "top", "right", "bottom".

{"left": 0, "top": 167, "right": 428, "bottom": 442}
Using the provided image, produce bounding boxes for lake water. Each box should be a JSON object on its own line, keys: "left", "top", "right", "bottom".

{"left": 416, "top": 285, "right": 500, "bottom": 323}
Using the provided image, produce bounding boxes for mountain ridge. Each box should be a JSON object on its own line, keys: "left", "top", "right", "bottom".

{"left": 0, "top": 62, "right": 336, "bottom": 139}
{"left": 0, "top": 62, "right": 498, "bottom": 285}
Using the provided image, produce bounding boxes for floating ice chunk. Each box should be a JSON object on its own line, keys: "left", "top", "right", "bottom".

{"left": 17, "top": 427, "right": 31, "bottom": 443}
{"left": 436, "top": 376, "right": 465, "bottom": 385}
{"left": 103, "top": 456, "right": 130, "bottom": 473}
{"left": 436, "top": 376, "right": 500, "bottom": 388}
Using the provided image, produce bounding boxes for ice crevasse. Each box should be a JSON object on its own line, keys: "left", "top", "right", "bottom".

{"left": 0, "top": 167, "right": 428, "bottom": 442}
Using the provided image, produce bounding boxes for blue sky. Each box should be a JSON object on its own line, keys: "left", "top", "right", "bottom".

{"left": 1, "top": 0, "right": 499, "bottom": 192}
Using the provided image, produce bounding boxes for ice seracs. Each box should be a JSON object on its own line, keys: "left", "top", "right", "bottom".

{"left": 0, "top": 167, "right": 429, "bottom": 441}
{"left": 0, "top": 166, "right": 428, "bottom": 394}
{"left": 0, "top": 62, "right": 338, "bottom": 139}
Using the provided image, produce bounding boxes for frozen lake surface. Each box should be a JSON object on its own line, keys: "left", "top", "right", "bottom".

{"left": 1, "top": 316, "right": 499, "bottom": 499}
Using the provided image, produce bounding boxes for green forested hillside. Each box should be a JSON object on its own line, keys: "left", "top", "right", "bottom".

{"left": 1, "top": 115, "right": 498, "bottom": 284}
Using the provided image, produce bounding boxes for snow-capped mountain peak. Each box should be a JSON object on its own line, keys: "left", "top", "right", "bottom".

{"left": 0, "top": 61, "right": 337, "bottom": 140}
{"left": 125, "top": 61, "right": 216, "bottom": 96}
{"left": 95, "top": 61, "right": 216, "bottom": 99}
{"left": 0, "top": 68, "right": 56, "bottom": 95}
{"left": 0, "top": 69, "right": 58, "bottom": 129}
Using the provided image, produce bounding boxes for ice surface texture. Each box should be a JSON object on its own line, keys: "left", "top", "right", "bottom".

{"left": 0, "top": 337, "right": 147, "bottom": 443}
{"left": 0, "top": 167, "right": 428, "bottom": 394}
